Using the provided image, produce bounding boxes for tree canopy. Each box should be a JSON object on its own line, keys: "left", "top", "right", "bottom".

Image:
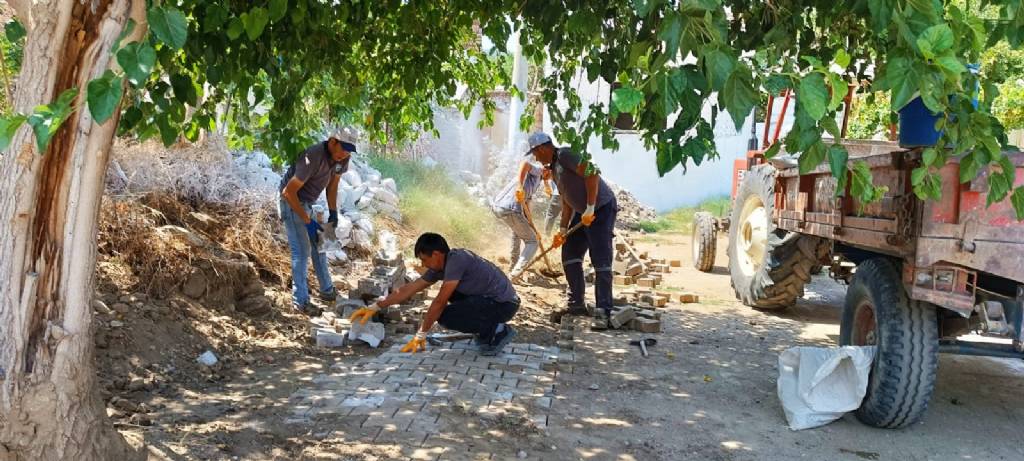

{"left": 3, "top": 0, "right": 1024, "bottom": 215}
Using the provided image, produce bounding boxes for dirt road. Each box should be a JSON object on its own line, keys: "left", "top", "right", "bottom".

{"left": 116, "top": 231, "right": 1024, "bottom": 460}
{"left": 537, "top": 232, "right": 1024, "bottom": 461}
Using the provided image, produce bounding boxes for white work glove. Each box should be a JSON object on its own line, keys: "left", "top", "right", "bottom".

{"left": 581, "top": 204, "right": 596, "bottom": 226}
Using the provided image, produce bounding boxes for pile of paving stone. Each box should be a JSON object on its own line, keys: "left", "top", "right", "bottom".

{"left": 308, "top": 247, "right": 430, "bottom": 349}
{"left": 580, "top": 237, "right": 699, "bottom": 333}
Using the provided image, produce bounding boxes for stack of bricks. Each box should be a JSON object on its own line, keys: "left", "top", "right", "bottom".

{"left": 610, "top": 238, "right": 681, "bottom": 291}
{"left": 332, "top": 249, "right": 431, "bottom": 339}
{"left": 605, "top": 306, "right": 663, "bottom": 333}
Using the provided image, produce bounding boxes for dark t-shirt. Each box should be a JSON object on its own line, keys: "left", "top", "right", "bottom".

{"left": 279, "top": 141, "right": 349, "bottom": 203}
{"left": 552, "top": 147, "right": 614, "bottom": 213}
{"left": 420, "top": 249, "right": 518, "bottom": 303}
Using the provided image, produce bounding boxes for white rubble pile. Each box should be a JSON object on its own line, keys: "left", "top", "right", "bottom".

{"left": 106, "top": 134, "right": 404, "bottom": 265}
{"left": 317, "top": 158, "right": 403, "bottom": 264}
{"left": 607, "top": 181, "right": 657, "bottom": 231}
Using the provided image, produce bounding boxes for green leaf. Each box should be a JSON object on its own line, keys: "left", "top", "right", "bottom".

{"left": 834, "top": 49, "right": 852, "bottom": 69}
{"left": 828, "top": 73, "right": 848, "bottom": 111}
{"left": 987, "top": 173, "right": 1010, "bottom": 206}
{"left": 821, "top": 116, "right": 840, "bottom": 138}
{"left": 612, "top": 86, "right": 644, "bottom": 113}
{"left": 851, "top": 160, "right": 887, "bottom": 207}
{"left": 633, "top": 0, "right": 664, "bottom": 17}
{"left": 241, "top": 7, "right": 271, "bottom": 41}
{"left": 156, "top": 115, "right": 177, "bottom": 147}
{"left": 147, "top": 5, "right": 188, "bottom": 50}
{"left": 227, "top": 18, "right": 244, "bottom": 40}
{"left": 656, "top": 144, "right": 682, "bottom": 175}
{"left": 1011, "top": 187, "right": 1024, "bottom": 220}
{"left": 918, "top": 24, "right": 953, "bottom": 56}
{"left": 935, "top": 56, "right": 966, "bottom": 76}
{"left": 658, "top": 11, "right": 683, "bottom": 59}
{"left": 269, "top": 0, "right": 289, "bottom": 22}
{"left": 703, "top": 49, "right": 735, "bottom": 91}
{"left": 959, "top": 152, "right": 981, "bottom": 183}
{"left": 911, "top": 166, "right": 928, "bottom": 186}
{"left": 26, "top": 88, "right": 79, "bottom": 153}
{"left": 112, "top": 19, "right": 136, "bottom": 54}
{"left": 868, "top": 0, "right": 893, "bottom": 30}
{"left": 170, "top": 74, "right": 197, "bottom": 105}
{"left": 763, "top": 74, "right": 792, "bottom": 95}
{"left": 204, "top": 5, "right": 229, "bottom": 32}
{"left": 907, "top": 0, "right": 937, "bottom": 18}
{"left": 86, "top": 70, "right": 124, "bottom": 124}
{"left": 764, "top": 140, "right": 782, "bottom": 159}
{"left": 828, "top": 144, "right": 849, "bottom": 183}
{"left": 4, "top": 19, "right": 26, "bottom": 42}
{"left": 922, "top": 147, "right": 939, "bottom": 166}
{"left": 799, "top": 141, "right": 827, "bottom": 174}
{"left": 0, "top": 114, "right": 27, "bottom": 151}
{"left": 719, "top": 66, "right": 756, "bottom": 130}
{"left": 797, "top": 73, "right": 828, "bottom": 121}
{"left": 116, "top": 42, "right": 156, "bottom": 87}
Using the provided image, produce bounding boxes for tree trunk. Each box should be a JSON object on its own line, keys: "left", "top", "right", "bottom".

{"left": 0, "top": 1, "right": 145, "bottom": 460}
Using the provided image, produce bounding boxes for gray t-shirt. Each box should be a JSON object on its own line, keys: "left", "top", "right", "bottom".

{"left": 279, "top": 141, "right": 349, "bottom": 203}
{"left": 551, "top": 147, "right": 614, "bottom": 213}
{"left": 420, "top": 249, "right": 518, "bottom": 303}
{"left": 491, "top": 163, "right": 543, "bottom": 214}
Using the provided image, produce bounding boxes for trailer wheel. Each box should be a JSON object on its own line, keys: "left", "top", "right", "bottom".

{"left": 727, "top": 165, "right": 827, "bottom": 309}
{"left": 692, "top": 212, "right": 717, "bottom": 272}
{"left": 840, "top": 258, "right": 939, "bottom": 429}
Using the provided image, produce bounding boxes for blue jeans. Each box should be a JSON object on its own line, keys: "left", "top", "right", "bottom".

{"left": 280, "top": 199, "right": 335, "bottom": 308}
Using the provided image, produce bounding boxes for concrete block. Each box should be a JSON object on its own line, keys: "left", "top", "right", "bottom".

{"left": 609, "top": 307, "right": 637, "bottom": 329}
{"left": 637, "top": 277, "right": 658, "bottom": 288}
{"left": 373, "top": 254, "right": 403, "bottom": 268}
{"left": 613, "top": 275, "right": 635, "bottom": 285}
{"left": 625, "top": 263, "right": 644, "bottom": 277}
{"left": 652, "top": 264, "right": 671, "bottom": 273}
{"left": 669, "top": 259, "right": 682, "bottom": 267}
{"left": 357, "top": 277, "right": 389, "bottom": 298}
{"left": 615, "top": 242, "right": 628, "bottom": 252}
{"left": 634, "top": 318, "right": 662, "bottom": 333}
{"left": 556, "top": 339, "right": 575, "bottom": 350}
{"left": 613, "top": 295, "right": 630, "bottom": 306}
{"left": 640, "top": 294, "right": 668, "bottom": 307}
{"left": 651, "top": 257, "right": 667, "bottom": 265}
{"left": 336, "top": 299, "right": 366, "bottom": 318}
{"left": 679, "top": 292, "right": 700, "bottom": 303}
{"left": 315, "top": 328, "right": 347, "bottom": 347}
{"left": 639, "top": 251, "right": 649, "bottom": 260}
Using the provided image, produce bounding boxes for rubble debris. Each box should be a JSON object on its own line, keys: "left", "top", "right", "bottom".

{"left": 606, "top": 181, "right": 656, "bottom": 231}
{"left": 197, "top": 350, "right": 218, "bottom": 366}
{"left": 348, "top": 321, "right": 386, "bottom": 348}
{"left": 315, "top": 328, "right": 347, "bottom": 348}
{"left": 609, "top": 307, "right": 637, "bottom": 329}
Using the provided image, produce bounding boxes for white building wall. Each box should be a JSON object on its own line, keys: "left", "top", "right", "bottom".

{"left": 542, "top": 74, "right": 795, "bottom": 212}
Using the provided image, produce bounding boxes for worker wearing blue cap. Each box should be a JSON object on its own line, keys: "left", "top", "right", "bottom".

{"left": 526, "top": 132, "right": 619, "bottom": 327}
{"left": 279, "top": 136, "right": 356, "bottom": 314}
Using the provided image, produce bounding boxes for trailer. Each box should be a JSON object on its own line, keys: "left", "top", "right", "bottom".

{"left": 706, "top": 140, "right": 1024, "bottom": 429}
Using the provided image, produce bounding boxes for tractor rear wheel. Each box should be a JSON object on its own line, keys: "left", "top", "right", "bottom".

{"left": 727, "top": 165, "right": 828, "bottom": 310}
{"left": 692, "top": 212, "right": 717, "bottom": 272}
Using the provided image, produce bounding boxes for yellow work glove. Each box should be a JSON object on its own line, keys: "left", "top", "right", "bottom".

{"left": 581, "top": 204, "right": 596, "bottom": 226}
{"left": 401, "top": 331, "right": 427, "bottom": 353}
{"left": 515, "top": 188, "right": 526, "bottom": 204}
{"left": 551, "top": 228, "right": 567, "bottom": 249}
{"left": 348, "top": 302, "right": 380, "bottom": 325}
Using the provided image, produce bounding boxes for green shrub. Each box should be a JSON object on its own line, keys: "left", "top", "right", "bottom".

{"left": 638, "top": 195, "right": 731, "bottom": 234}
{"left": 367, "top": 155, "right": 499, "bottom": 251}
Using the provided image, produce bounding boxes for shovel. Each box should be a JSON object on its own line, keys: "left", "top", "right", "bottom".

{"left": 520, "top": 198, "right": 561, "bottom": 279}
{"left": 513, "top": 221, "right": 585, "bottom": 282}
{"left": 630, "top": 338, "right": 657, "bottom": 357}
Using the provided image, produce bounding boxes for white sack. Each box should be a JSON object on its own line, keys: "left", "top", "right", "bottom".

{"left": 777, "top": 346, "right": 876, "bottom": 430}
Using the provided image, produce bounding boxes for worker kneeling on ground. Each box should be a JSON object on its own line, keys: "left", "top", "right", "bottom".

{"left": 349, "top": 233, "right": 521, "bottom": 356}
{"left": 526, "top": 132, "right": 618, "bottom": 327}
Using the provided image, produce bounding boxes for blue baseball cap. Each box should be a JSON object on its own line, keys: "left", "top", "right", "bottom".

{"left": 525, "top": 132, "right": 552, "bottom": 155}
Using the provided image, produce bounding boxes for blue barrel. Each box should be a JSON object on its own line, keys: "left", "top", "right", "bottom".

{"left": 898, "top": 97, "right": 941, "bottom": 147}
{"left": 898, "top": 64, "right": 979, "bottom": 148}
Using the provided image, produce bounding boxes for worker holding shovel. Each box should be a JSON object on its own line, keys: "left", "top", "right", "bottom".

{"left": 526, "top": 132, "right": 618, "bottom": 327}
{"left": 489, "top": 159, "right": 552, "bottom": 280}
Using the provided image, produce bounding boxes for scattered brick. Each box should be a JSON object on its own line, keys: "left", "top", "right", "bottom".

{"left": 637, "top": 277, "right": 658, "bottom": 288}
{"left": 679, "top": 292, "right": 700, "bottom": 303}
{"left": 613, "top": 275, "right": 635, "bottom": 285}
{"left": 634, "top": 318, "right": 662, "bottom": 333}
{"left": 609, "top": 307, "right": 637, "bottom": 329}
{"left": 669, "top": 259, "right": 682, "bottom": 267}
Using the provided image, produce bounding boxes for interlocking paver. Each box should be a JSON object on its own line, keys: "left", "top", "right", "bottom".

{"left": 288, "top": 341, "right": 562, "bottom": 454}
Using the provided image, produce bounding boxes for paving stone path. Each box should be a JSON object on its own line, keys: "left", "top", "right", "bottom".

{"left": 288, "top": 338, "right": 573, "bottom": 460}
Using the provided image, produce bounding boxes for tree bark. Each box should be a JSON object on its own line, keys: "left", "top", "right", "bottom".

{"left": 0, "top": 1, "right": 145, "bottom": 460}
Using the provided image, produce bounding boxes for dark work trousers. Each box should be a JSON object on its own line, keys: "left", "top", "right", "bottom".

{"left": 562, "top": 199, "right": 618, "bottom": 312}
{"left": 438, "top": 292, "right": 521, "bottom": 344}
